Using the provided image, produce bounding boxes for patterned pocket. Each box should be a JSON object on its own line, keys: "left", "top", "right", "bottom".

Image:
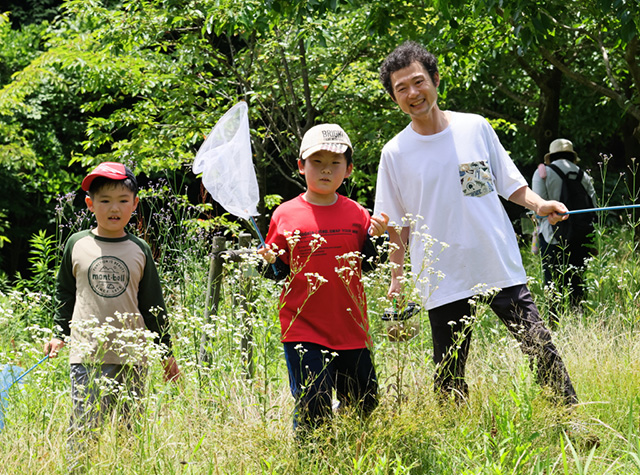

{"left": 459, "top": 161, "right": 494, "bottom": 197}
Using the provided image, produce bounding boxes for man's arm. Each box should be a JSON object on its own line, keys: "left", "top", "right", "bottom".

{"left": 509, "top": 185, "right": 568, "bottom": 226}
{"left": 387, "top": 226, "right": 410, "bottom": 300}
{"left": 162, "top": 356, "right": 181, "bottom": 382}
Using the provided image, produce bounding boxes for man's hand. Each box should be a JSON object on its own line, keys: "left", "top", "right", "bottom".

{"left": 44, "top": 338, "right": 65, "bottom": 358}
{"left": 387, "top": 276, "right": 404, "bottom": 302}
{"left": 386, "top": 225, "right": 409, "bottom": 302}
{"left": 537, "top": 199, "right": 569, "bottom": 226}
{"left": 509, "top": 186, "right": 569, "bottom": 226}
{"left": 162, "top": 356, "right": 181, "bottom": 383}
{"left": 369, "top": 212, "right": 390, "bottom": 237}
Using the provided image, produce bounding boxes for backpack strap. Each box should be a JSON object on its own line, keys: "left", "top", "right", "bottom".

{"left": 548, "top": 163, "right": 585, "bottom": 183}
{"left": 547, "top": 163, "right": 566, "bottom": 180}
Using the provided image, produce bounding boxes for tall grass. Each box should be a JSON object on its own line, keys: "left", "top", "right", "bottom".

{"left": 1, "top": 172, "right": 640, "bottom": 474}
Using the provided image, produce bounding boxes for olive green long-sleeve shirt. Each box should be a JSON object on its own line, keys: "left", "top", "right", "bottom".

{"left": 54, "top": 230, "right": 172, "bottom": 365}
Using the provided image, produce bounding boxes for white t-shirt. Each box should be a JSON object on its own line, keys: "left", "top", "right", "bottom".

{"left": 374, "top": 111, "right": 528, "bottom": 310}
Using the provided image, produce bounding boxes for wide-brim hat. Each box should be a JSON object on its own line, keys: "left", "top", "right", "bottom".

{"left": 544, "top": 138, "right": 578, "bottom": 162}
{"left": 299, "top": 124, "right": 353, "bottom": 160}
{"left": 81, "top": 162, "right": 137, "bottom": 191}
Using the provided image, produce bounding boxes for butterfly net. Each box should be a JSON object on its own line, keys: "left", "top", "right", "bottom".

{"left": 193, "top": 102, "right": 259, "bottom": 220}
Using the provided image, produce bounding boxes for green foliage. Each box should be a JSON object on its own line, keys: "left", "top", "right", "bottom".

{"left": 1, "top": 3, "right": 640, "bottom": 468}
{"left": 0, "top": 0, "right": 639, "bottom": 277}
{"left": 263, "top": 194, "right": 283, "bottom": 211}
{"left": 1, "top": 184, "right": 640, "bottom": 472}
{"left": 0, "top": 210, "right": 11, "bottom": 250}
{"left": 24, "top": 230, "right": 58, "bottom": 293}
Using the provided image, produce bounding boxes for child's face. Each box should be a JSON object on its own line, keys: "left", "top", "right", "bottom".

{"left": 85, "top": 183, "right": 139, "bottom": 238}
{"left": 298, "top": 150, "right": 353, "bottom": 201}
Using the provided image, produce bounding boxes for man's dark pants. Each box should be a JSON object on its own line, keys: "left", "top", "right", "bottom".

{"left": 428, "top": 284, "right": 578, "bottom": 405}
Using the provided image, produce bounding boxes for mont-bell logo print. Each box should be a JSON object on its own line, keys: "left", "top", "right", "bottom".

{"left": 89, "top": 256, "right": 130, "bottom": 298}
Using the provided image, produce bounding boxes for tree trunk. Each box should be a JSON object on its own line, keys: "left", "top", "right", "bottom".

{"left": 533, "top": 67, "right": 563, "bottom": 163}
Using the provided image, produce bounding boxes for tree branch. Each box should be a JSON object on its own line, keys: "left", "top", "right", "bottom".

{"left": 477, "top": 106, "right": 532, "bottom": 133}
{"left": 298, "top": 39, "right": 316, "bottom": 133}
{"left": 490, "top": 75, "right": 538, "bottom": 108}
{"left": 593, "top": 31, "right": 623, "bottom": 96}
{"left": 540, "top": 47, "right": 640, "bottom": 121}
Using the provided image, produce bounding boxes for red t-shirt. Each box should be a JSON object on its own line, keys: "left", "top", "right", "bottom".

{"left": 265, "top": 194, "right": 372, "bottom": 350}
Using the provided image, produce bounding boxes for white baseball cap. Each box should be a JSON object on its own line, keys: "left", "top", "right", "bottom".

{"left": 299, "top": 124, "right": 353, "bottom": 160}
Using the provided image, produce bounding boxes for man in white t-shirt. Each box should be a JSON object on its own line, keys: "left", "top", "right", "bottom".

{"left": 374, "top": 41, "right": 578, "bottom": 405}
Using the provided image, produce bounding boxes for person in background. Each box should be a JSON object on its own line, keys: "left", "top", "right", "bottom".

{"left": 532, "top": 138, "right": 597, "bottom": 325}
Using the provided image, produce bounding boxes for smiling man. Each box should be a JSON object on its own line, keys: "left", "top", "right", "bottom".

{"left": 373, "top": 41, "right": 578, "bottom": 406}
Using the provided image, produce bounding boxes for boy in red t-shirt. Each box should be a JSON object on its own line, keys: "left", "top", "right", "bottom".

{"left": 259, "top": 124, "right": 388, "bottom": 433}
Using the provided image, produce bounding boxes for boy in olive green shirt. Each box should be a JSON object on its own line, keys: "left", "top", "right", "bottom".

{"left": 44, "top": 162, "right": 179, "bottom": 463}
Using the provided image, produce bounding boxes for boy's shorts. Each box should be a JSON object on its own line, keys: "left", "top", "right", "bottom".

{"left": 283, "top": 342, "right": 378, "bottom": 429}
{"left": 70, "top": 363, "right": 146, "bottom": 430}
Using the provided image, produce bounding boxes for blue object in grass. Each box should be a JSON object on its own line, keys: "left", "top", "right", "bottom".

{"left": 0, "top": 364, "right": 24, "bottom": 431}
{"left": 0, "top": 355, "right": 49, "bottom": 431}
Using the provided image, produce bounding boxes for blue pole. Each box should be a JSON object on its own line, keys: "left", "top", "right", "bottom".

{"left": 562, "top": 204, "right": 640, "bottom": 215}
{"left": 249, "top": 216, "right": 278, "bottom": 276}
{"left": 249, "top": 216, "right": 267, "bottom": 247}
{"left": 0, "top": 355, "right": 49, "bottom": 394}
{"left": 537, "top": 204, "right": 640, "bottom": 219}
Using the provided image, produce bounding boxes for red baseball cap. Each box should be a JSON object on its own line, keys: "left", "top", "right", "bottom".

{"left": 81, "top": 162, "right": 137, "bottom": 191}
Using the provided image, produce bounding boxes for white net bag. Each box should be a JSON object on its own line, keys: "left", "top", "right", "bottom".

{"left": 193, "top": 102, "right": 259, "bottom": 220}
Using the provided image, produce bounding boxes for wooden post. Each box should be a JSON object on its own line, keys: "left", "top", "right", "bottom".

{"left": 199, "top": 235, "right": 226, "bottom": 365}
{"left": 238, "top": 233, "right": 255, "bottom": 379}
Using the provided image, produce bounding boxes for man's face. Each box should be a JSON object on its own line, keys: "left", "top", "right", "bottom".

{"left": 390, "top": 61, "right": 439, "bottom": 120}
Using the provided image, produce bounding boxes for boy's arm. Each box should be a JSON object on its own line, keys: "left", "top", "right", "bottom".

{"left": 137, "top": 247, "right": 173, "bottom": 356}
{"left": 54, "top": 241, "right": 76, "bottom": 339}
{"left": 54, "top": 270, "right": 75, "bottom": 338}
{"left": 46, "top": 241, "right": 75, "bottom": 357}
{"left": 138, "top": 254, "right": 181, "bottom": 381}
{"left": 44, "top": 338, "right": 65, "bottom": 357}
{"left": 361, "top": 235, "right": 386, "bottom": 273}
{"left": 257, "top": 215, "right": 289, "bottom": 281}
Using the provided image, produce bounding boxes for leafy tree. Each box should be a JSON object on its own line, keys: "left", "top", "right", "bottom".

{"left": 439, "top": 0, "right": 640, "bottom": 165}
{"left": 1, "top": 0, "right": 639, "bottom": 276}
{"left": 2, "top": 0, "right": 62, "bottom": 28}
{"left": 0, "top": 0, "right": 394, "bottom": 273}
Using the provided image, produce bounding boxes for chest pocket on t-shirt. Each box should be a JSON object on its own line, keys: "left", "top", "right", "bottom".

{"left": 459, "top": 161, "right": 494, "bottom": 197}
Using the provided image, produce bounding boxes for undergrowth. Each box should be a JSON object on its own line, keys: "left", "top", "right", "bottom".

{"left": 1, "top": 171, "right": 640, "bottom": 474}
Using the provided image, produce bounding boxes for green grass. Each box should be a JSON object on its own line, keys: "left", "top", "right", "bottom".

{"left": 1, "top": 183, "right": 640, "bottom": 474}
